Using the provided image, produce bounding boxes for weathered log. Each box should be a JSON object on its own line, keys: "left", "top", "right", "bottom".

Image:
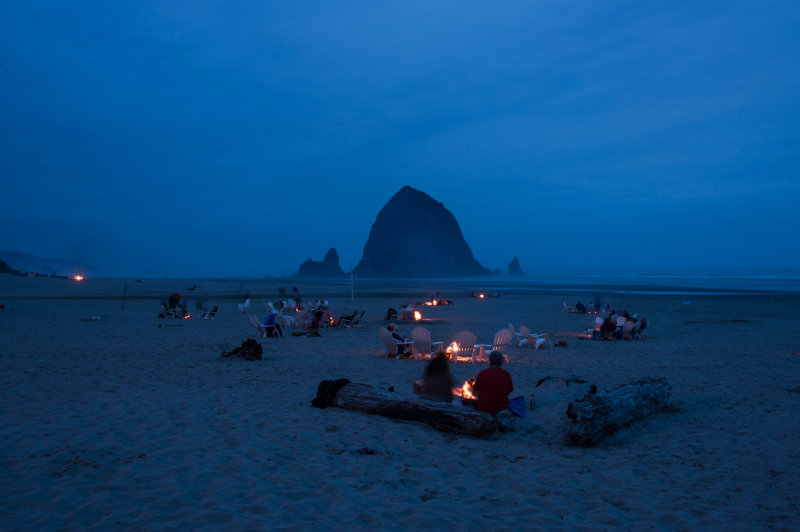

{"left": 566, "top": 377, "right": 671, "bottom": 447}
{"left": 325, "top": 382, "right": 497, "bottom": 438}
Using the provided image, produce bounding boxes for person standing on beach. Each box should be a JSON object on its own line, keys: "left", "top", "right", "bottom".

{"left": 472, "top": 351, "right": 513, "bottom": 414}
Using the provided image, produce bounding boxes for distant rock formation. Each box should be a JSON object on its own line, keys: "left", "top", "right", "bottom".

{"left": 296, "top": 248, "right": 347, "bottom": 277}
{"left": 354, "top": 186, "right": 492, "bottom": 278}
{"left": 509, "top": 256, "right": 524, "bottom": 276}
{"left": 0, "top": 258, "right": 14, "bottom": 274}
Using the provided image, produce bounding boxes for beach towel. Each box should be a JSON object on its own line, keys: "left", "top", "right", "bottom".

{"left": 508, "top": 396, "right": 526, "bottom": 418}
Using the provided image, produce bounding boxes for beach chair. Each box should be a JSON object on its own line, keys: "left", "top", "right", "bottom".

{"left": 519, "top": 325, "right": 552, "bottom": 350}
{"left": 338, "top": 310, "right": 364, "bottom": 328}
{"left": 563, "top": 302, "right": 576, "bottom": 313}
{"left": 348, "top": 310, "right": 365, "bottom": 328}
{"left": 507, "top": 323, "right": 528, "bottom": 347}
{"left": 476, "top": 328, "right": 514, "bottom": 363}
{"left": 379, "top": 327, "right": 414, "bottom": 359}
{"left": 450, "top": 330, "right": 478, "bottom": 363}
{"left": 200, "top": 306, "right": 218, "bottom": 319}
{"left": 410, "top": 326, "right": 444, "bottom": 360}
{"left": 238, "top": 298, "right": 251, "bottom": 314}
{"left": 249, "top": 314, "right": 267, "bottom": 338}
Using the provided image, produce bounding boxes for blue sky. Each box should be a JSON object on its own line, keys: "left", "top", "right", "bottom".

{"left": 1, "top": 1, "right": 798, "bottom": 277}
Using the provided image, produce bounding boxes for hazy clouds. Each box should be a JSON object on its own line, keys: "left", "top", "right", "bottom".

{"left": 1, "top": 1, "right": 798, "bottom": 276}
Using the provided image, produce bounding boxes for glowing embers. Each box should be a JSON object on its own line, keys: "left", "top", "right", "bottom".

{"left": 452, "top": 378, "right": 476, "bottom": 399}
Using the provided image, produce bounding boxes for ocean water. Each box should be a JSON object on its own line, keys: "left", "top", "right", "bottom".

{"left": 349, "top": 268, "right": 800, "bottom": 296}
{"left": 476, "top": 268, "right": 800, "bottom": 295}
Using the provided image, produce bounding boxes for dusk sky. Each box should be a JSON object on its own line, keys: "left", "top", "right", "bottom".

{"left": 1, "top": 1, "right": 798, "bottom": 278}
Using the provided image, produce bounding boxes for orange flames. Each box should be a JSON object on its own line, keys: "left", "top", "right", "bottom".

{"left": 453, "top": 378, "right": 476, "bottom": 399}
{"left": 73, "top": 275, "right": 84, "bottom": 281}
{"left": 413, "top": 310, "right": 422, "bottom": 321}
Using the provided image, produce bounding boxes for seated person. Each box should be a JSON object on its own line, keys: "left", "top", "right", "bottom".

{"left": 622, "top": 318, "right": 636, "bottom": 339}
{"left": 575, "top": 301, "right": 587, "bottom": 314}
{"left": 262, "top": 312, "right": 283, "bottom": 337}
{"left": 387, "top": 323, "right": 412, "bottom": 357}
{"left": 601, "top": 316, "right": 617, "bottom": 339}
{"left": 420, "top": 353, "right": 454, "bottom": 403}
{"left": 334, "top": 310, "right": 358, "bottom": 327}
{"left": 471, "top": 351, "right": 513, "bottom": 415}
{"left": 399, "top": 304, "right": 414, "bottom": 321}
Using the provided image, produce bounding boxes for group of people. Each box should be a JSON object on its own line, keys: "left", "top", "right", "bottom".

{"left": 385, "top": 303, "right": 416, "bottom": 321}
{"left": 590, "top": 309, "right": 647, "bottom": 340}
{"left": 566, "top": 300, "right": 598, "bottom": 314}
{"left": 419, "top": 349, "right": 518, "bottom": 419}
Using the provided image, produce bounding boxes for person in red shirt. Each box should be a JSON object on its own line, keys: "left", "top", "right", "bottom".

{"left": 472, "top": 351, "right": 513, "bottom": 415}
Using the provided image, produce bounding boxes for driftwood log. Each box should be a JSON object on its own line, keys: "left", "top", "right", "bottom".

{"left": 566, "top": 377, "right": 671, "bottom": 447}
{"left": 321, "top": 381, "right": 497, "bottom": 438}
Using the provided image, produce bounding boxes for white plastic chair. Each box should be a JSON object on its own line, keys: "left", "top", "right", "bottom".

{"left": 411, "top": 326, "right": 444, "bottom": 360}
{"left": 451, "top": 330, "right": 477, "bottom": 364}
{"left": 379, "top": 327, "right": 414, "bottom": 358}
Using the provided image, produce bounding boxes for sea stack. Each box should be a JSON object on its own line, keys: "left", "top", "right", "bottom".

{"left": 354, "top": 186, "right": 492, "bottom": 278}
{"left": 295, "top": 248, "right": 347, "bottom": 277}
{"left": 508, "top": 256, "right": 524, "bottom": 276}
{"left": 0, "top": 258, "right": 14, "bottom": 275}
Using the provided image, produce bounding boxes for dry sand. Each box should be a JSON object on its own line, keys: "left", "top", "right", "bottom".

{"left": 1, "top": 276, "right": 799, "bottom": 530}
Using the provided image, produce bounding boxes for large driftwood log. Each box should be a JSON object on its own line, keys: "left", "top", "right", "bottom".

{"left": 327, "top": 382, "right": 497, "bottom": 438}
{"left": 566, "top": 377, "right": 671, "bottom": 447}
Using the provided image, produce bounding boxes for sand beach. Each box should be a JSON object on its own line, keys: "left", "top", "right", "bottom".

{"left": 1, "top": 275, "right": 799, "bottom": 530}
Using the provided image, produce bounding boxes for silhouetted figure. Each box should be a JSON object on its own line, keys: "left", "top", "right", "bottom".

{"left": 420, "top": 354, "right": 454, "bottom": 403}
{"left": 472, "top": 351, "right": 514, "bottom": 415}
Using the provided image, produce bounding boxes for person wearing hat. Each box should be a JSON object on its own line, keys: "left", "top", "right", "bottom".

{"left": 387, "top": 323, "right": 412, "bottom": 357}
{"left": 472, "top": 350, "right": 514, "bottom": 415}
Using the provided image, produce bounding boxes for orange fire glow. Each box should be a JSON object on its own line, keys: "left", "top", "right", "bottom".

{"left": 479, "top": 293, "right": 485, "bottom": 299}
{"left": 453, "top": 378, "right": 476, "bottom": 399}
{"left": 413, "top": 310, "right": 422, "bottom": 321}
{"left": 73, "top": 275, "right": 84, "bottom": 281}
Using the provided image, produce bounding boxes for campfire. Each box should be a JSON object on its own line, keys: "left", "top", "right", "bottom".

{"left": 452, "top": 378, "right": 476, "bottom": 399}
{"left": 73, "top": 274, "right": 84, "bottom": 281}
{"left": 413, "top": 310, "right": 422, "bottom": 321}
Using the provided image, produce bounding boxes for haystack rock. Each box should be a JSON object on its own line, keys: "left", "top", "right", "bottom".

{"left": 0, "top": 258, "right": 14, "bottom": 274}
{"left": 296, "top": 248, "right": 347, "bottom": 277}
{"left": 509, "top": 256, "right": 524, "bottom": 276}
{"left": 354, "top": 186, "right": 492, "bottom": 278}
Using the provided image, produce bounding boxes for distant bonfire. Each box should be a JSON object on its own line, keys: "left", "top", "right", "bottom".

{"left": 354, "top": 186, "right": 493, "bottom": 278}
